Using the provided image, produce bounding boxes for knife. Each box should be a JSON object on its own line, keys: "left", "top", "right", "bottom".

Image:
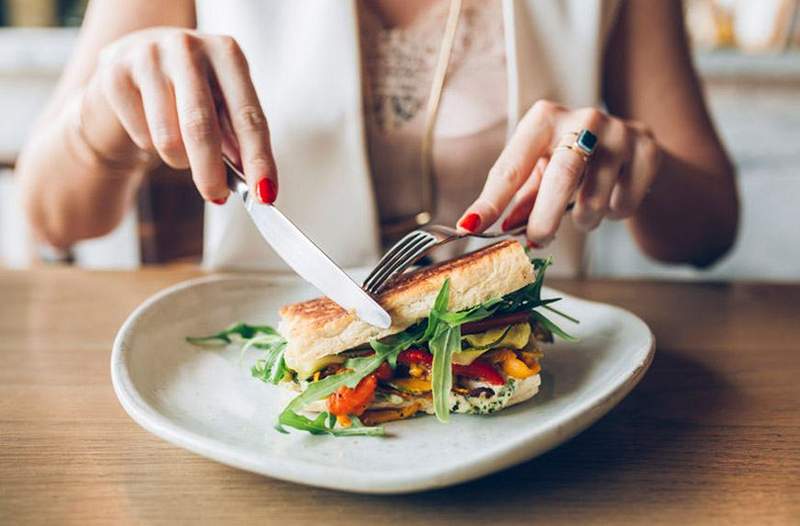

{"left": 223, "top": 157, "right": 391, "bottom": 329}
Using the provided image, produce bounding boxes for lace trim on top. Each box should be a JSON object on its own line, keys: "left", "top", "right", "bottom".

{"left": 359, "top": 0, "right": 505, "bottom": 132}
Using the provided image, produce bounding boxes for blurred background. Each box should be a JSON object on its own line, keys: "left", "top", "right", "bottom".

{"left": 1, "top": 0, "right": 798, "bottom": 279}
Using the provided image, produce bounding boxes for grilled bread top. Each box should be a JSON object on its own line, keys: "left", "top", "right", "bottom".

{"left": 279, "top": 239, "right": 535, "bottom": 372}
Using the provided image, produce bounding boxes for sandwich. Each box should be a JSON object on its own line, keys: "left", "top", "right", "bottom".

{"left": 188, "top": 239, "right": 576, "bottom": 437}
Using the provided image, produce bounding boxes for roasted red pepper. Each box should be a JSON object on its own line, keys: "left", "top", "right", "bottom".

{"left": 327, "top": 374, "right": 378, "bottom": 417}
{"left": 398, "top": 349, "right": 505, "bottom": 385}
{"left": 326, "top": 361, "right": 394, "bottom": 417}
{"left": 454, "top": 359, "right": 505, "bottom": 386}
{"left": 373, "top": 361, "right": 394, "bottom": 381}
{"left": 397, "top": 348, "right": 433, "bottom": 366}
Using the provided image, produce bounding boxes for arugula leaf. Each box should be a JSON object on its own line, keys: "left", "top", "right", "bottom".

{"left": 425, "top": 279, "right": 481, "bottom": 423}
{"left": 543, "top": 304, "right": 580, "bottom": 324}
{"left": 275, "top": 411, "right": 385, "bottom": 437}
{"left": 440, "top": 300, "right": 498, "bottom": 326}
{"left": 429, "top": 323, "right": 461, "bottom": 422}
{"left": 275, "top": 326, "right": 422, "bottom": 435}
{"left": 186, "top": 322, "right": 281, "bottom": 346}
{"left": 188, "top": 323, "right": 290, "bottom": 384}
{"left": 420, "top": 279, "right": 451, "bottom": 342}
{"left": 530, "top": 257, "right": 552, "bottom": 299}
{"left": 250, "top": 338, "right": 288, "bottom": 385}
{"left": 530, "top": 310, "right": 577, "bottom": 342}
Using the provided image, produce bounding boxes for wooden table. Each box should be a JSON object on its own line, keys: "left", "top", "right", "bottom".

{"left": 2, "top": 268, "right": 799, "bottom": 525}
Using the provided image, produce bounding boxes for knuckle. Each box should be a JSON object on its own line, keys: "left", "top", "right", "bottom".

{"left": 584, "top": 194, "right": 608, "bottom": 215}
{"left": 527, "top": 221, "right": 557, "bottom": 241}
{"left": 169, "top": 31, "right": 198, "bottom": 53}
{"left": 131, "top": 42, "right": 160, "bottom": 75}
{"left": 630, "top": 119, "right": 655, "bottom": 139}
{"left": 215, "top": 34, "right": 237, "bottom": 49}
{"left": 532, "top": 99, "right": 556, "bottom": 114}
{"left": 608, "top": 118, "right": 627, "bottom": 138}
{"left": 234, "top": 105, "right": 267, "bottom": 132}
{"left": 571, "top": 210, "right": 593, "bottom": 230}
{"left": 552, "top": 156, "right": 585, "bottom": 187}
{"left": 573, "top": 202, "right": 604, "bottom": 230}
{"left": 128, "top": 127, "right": 153, "bottom": 150}
{"left": 216, "top": 34, "right": 246, "bottom": 61}
{"left": 474, "top": 197, "right": 501, "bottom": 220}
{"left": 243, "top": 154, "right": 272, "bottom": 174}
{"left": 640, "top": 137, "right": 661, "bottom": 164}
{"left": 610, "top": 198, "right": 635, "bottom": 218}
{"left": 139, "top": 41, "right": 160, "bottom": 64}
{"left": 97, "top": 43, "right": 118, "bottom": 67}
{"left": 610, "top": 191, "right": 637, "bottom": 217}
{"left": 104, "top": 61, "right": 130, "bottom": 89}
{"left": 489, "top": 161, "right": 525, "bottom": 188}
{"left": 578, "top": 107, "right": 606, "bottom": 127}
{"left": 609, "top": 186, "right": 639, "bottom": 217}
{"left": 181, "top": 107, "right": 216, "bottom": 142}
{"left": 577, "top": 216, "right": 602, "bottom": 232}
{"left": 151, "top": 125, "right": 183, "bottom": 154}
{"left": 614, "top": 124, "right": 635, "bottom": 157}
{"left": 193, "top": 175, "right": 227, "bottom": 200}
{"left": 529, "top": 99, "right": 562, "bottom": 122}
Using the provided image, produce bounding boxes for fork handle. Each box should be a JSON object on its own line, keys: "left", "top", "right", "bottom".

{"left": 478, "top": 202, "right": 574, "bottom": 239}
{"left": 500, "top": 225, "right": 526, "bottom": 237}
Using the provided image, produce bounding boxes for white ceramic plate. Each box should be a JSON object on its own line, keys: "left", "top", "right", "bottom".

{"left": 111, "top": 274, "right": 654, "bottom": 494}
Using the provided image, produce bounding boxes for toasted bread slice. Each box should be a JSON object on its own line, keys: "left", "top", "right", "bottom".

{"left": 279, "top": 239, "right": 534, "bottom": 373}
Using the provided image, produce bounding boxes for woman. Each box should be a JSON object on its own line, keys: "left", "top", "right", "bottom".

{"left": 16, "top": 0, "right": 738, "bottom": 275}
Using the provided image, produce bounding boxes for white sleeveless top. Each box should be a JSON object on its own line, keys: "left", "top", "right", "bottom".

{"left": 196, "top": 0, "right": 622, "bottom": 276}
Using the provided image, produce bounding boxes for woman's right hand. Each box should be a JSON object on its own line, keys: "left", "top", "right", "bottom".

{"left": 82, "top": 27, "right": 277, "bottom": 204}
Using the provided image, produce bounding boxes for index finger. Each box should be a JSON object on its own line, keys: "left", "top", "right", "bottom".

{"left": 457, "top": 100, "right": 561, "bottom": 232}
{"left": 206, "top": 35, "right": 278, "bottom": 204}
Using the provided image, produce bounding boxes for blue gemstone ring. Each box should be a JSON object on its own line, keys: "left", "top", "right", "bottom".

{"left": 555, "top": 129, "right": 599, "bottom": 161}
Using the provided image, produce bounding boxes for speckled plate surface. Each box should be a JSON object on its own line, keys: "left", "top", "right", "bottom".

{"left": 111, "top": 274, "right": 654, "bottom": 494}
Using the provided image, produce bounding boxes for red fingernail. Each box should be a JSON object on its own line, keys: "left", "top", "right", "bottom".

{"left": 459, "top": 213, "right": 481, "bottom": 232}
{"left": 527, "top": 241, "right": 542, "bottom": 249}
{"left": 256, "top": 178, "right": 277, "bottom": 204}
{"left": 501, "top": 217, "right": 516, "bottom": 232}
{"left": 212, "top": 196, "right": 228, "bottom": 205}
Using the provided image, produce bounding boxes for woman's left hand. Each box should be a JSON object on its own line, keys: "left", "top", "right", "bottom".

{"left": 457, "top": 100, "right": 663, "bottom": 246}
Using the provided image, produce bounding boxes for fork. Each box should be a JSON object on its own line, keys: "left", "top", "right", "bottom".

{"left": 362, "top": 224, "right": 526, "bottom": 295}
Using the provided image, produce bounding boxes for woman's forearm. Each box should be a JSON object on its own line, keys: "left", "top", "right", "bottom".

{"left": 17, "top": 88, "right": 151, "bottom": 249}
{"left": 628, "top": 149, "right": 738, "bottom": 268}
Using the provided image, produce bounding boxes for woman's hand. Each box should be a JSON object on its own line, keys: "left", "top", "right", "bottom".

{"left": 82, "top": 28, "right": 277, "bottom": 204}
{"left": 457, "top": 100, "right": 662, "bottom": 246}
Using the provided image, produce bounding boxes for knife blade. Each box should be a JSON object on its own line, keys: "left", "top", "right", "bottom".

{"left": 224, "top": 159, "right": 391, "bottom": 329}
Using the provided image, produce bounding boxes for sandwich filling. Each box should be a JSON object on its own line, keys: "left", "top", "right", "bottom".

{"left": 187, "top": 244, "right": 576, "bottom": 437}
{"left": 290, "top": 316, "right": 552, "bottom": 427}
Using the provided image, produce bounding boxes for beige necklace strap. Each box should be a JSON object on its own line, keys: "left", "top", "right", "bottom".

{"left": 416, "top": 0, "right": 462, "bottom": 227}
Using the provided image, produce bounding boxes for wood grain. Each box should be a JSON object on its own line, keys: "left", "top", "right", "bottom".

{"left": 1, "top": 268, "right": 799, "bottom": 525}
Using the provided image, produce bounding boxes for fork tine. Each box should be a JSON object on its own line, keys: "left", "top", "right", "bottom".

{"left": 366, "top": 237, "right": 425, "bottom": 292}
{"left": 364, "top": 234, "right": 430, "bottom": 294}
{"left": 366, "top": 234, "right": 437, "bottom": 295}
{"left": 362, "top": 231, "right": 423, "bottom": 289}
{"left": 369, "top": 238, "right": 437, "bottom": 295}
{"left": 363, "top": 232, "right": 424, "bottom": 290}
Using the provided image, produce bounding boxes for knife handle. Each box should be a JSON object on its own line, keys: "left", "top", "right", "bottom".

{"left": 223, "top": 156, "right": 249, "bottom": 200}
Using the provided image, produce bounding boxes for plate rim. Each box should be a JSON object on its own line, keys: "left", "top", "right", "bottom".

{"left": 111, "top": 274, "right": 655, "bottom": 494}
